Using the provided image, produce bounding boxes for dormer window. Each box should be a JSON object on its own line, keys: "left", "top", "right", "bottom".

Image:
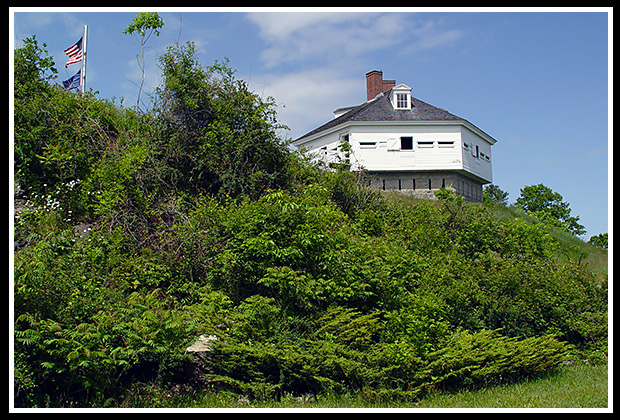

{"left": 390, "top": 83, "right": 412, "bottom": 110}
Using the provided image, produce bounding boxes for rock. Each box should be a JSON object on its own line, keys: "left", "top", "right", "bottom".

{"left": 180, "top": 334, "right": 219, "bottom": 388}
{"left": 185, "top": 334, "right": 218, "bottom": 354}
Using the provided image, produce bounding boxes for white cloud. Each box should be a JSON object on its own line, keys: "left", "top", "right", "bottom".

{"left": 243, "top": 12, "right": 408, "bottom": 139}
{"left": 245, "top": 12, "right": 360, "bottom": 41}
{"left": 403, "top": 18, "right": 463, "bottom": 54}
{"left": 246, "top": 12, "right": 464, "bottom": 68}
{"left": 406, "top": 29, "right": 463, "bottom": 54}
{"left": 584, "top": 145, "right": 607, "bottom": 158}
{"left": 249, "top": 68, "right": 362, "bottom": 140}
{"left": 246, "top": 12, "right": 409, "bottom": 68}
{"left": 243, "top": 11, "right": 466, "bottom": 140}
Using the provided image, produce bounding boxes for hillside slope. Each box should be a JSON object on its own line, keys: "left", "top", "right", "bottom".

{"left": 13, "top": 37, "right": 607, "bottom": 407}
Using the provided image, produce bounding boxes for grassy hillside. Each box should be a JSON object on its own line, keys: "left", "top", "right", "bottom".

{"left": 123, "top": 364, "right": 607, "bottom": 408}
{"left": 488, "top": 204, "right": 608, "bottom": 284}
{"left": 13, "top": 36, "right": 608, "bottom": 408}
{"left": 417, "top": 364, "right": 608, "bottom": 409}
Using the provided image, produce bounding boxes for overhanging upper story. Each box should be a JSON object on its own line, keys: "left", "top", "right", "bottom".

{"left": 293, "top": 70, "right": 497, "bottom": 184}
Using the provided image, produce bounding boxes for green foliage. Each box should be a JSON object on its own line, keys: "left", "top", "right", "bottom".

{"left": 122, "top": 12, "right": 164, "bottom": 38}
{"left": 13, "top": 35, "right": 57, "bottom": 100}
{"left": 588, "top": 232, "right": 608, "bottom": 249}
{"left": 483, "top": 184, "right": 509, "bottom": 206}
{"left": 13, "top": 34, "right": 607, "bottom": 408}
{"left": 324, "top": 170, "right": 384, "bottom": 218}
{"left": 155, "top": 43, "right": 290, "bottom": 198}
{"left": 417, "top": 364, "right": 608, "bottom": 408}
{"left": 416, "top": 330, "right": 571, "bottom": 393}
{"left": 383, "top": 294, "right": 450, "bottom": 357}
{"left": 205, "top": 310, "right": 572, "bottom": 401}
{"left": 15, "top": 290, "right": 195, "bottom": 406}
{"left": 14, "top": 35, "right": 63, "bottom": 191}
{"left": 516, "top": 184, "right": 586, "bottom": 235}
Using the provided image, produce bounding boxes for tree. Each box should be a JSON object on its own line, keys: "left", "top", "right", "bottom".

{"left": 155, "top": 42, "right": 290, "bottom": 198}
{"left": 588, "top": 233, "right": 608, "bottom": 250}
{"left": 122, "top": 12, "right": 164, "bottom": 112}
{"left": 483, "top": 184, "right": 509, "bottom": 206}
{"left": 13, "top": 35, "right": 57, "bottom": 100}
{"left": 14, "top": 36, "right": 58, "bottom": 191}
{"left": 515, "top": 184, "right": 586, "bottom": 235}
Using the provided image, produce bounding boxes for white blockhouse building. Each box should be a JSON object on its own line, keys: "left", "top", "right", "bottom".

{"left": 292, "top": 70, "right": 497, "bottom": 202}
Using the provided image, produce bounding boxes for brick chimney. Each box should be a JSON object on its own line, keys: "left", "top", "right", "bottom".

{"left": 366, "top": 70, "right": 395, "bottom": 101}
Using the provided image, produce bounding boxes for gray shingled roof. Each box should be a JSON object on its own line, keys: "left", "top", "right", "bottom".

{"left": 295, "top": 90, "right": 465, "bottom": 143}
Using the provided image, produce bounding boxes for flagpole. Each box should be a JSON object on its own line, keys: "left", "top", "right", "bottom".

{"left": 80, "top": 25, "right": 88, "bottom": 94}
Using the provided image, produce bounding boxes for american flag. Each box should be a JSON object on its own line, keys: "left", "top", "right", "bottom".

{"left": 64, "top": 37, "right": 83, "bottom": 68}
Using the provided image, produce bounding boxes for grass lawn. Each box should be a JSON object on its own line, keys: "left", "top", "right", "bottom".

{"left": 187, "top": 364, "right": 608, "bottom": 410}
{"left": 417, "top": 364, "right": 609, "bottom": 409}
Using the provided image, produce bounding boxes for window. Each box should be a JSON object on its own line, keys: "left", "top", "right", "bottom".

{"left": 438, "top": 141, "right": 455, "bottom": 148}
{"left": 396, "top": 93, "right": 408, "bottom": 108}
{"left": 359, "top": 142, "right": 377, "bottom": 149}
{"left": 417, "top": 141, "right": 434, "bottom": 148}
{"left": 340, "top": 133, "right": 350, "bottom": 143}
{"left": 400, "top": 137, "right": 413, "bottom": 150}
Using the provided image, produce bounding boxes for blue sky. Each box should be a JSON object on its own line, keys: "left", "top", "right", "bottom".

{"left": 11, "top": 8, "right": 611, "bottom": 239}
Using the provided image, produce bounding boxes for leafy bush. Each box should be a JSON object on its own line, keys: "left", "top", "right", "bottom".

{"left": 515, "top": 184, "right": 586, "bottom": 235}
{"left": 204, "top": 308, "right": 571, "bottom": 402}
{"left": 15, "top": 290, "right": 195, "bottom": 406}
{"left": 415, "top": 330, "right": 571, "bottom": 393}
{"left": 155, "top": 43, "right": 290, "bottom": 198}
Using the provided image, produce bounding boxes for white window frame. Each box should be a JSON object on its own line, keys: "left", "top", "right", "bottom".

{"left": 438, "top": 140, "right": 455, "bottom": 148}
{"left": 359, "top": 141, "right": 377, "bottom": 149}
{"left": 396, "top": 93, "right": 409, "bottom": 109}
{"left": 417, "top": 140, "right": 434, "bottom": 148}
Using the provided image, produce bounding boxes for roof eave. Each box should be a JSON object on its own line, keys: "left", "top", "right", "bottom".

{"left": 293, "top": 119, "right": 497, "bottom": 148}
{"left": 292, "top": 120, "right": 353, "bottom": 148}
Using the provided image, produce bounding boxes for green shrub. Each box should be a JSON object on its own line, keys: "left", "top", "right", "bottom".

{"left": 15, "top": 290, "right": 195, "bottom": 406}
{"left": 416, "top": 330, "right": 571, "bottom": 393}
